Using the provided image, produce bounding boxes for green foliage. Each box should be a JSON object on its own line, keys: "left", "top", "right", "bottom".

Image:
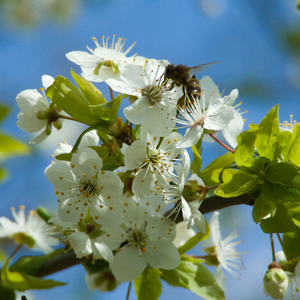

{"left": 71, "top": 69, "right": 106, "bottom": 106}
{"left": 252, "top": 193, "right": 275, "bottom": 224}
{"left": 235, "top": 126, "right": 258, "bottom": 167}
{"left": 1, "top": 258, "right": 66, "bottom": 291}
{"left": 260, "top": 205, "right": 295, "bottom": 233}
{"left": 134, "top": 268, "right": 162, "bottom": 300}
{"left": 46, "top": 75, "right": 105, "bottom": 125}
{"left": 262, "top": 163, "right": 300, "bottom": 203}
{"left": 215, "top": 170, "right": 259, "bottom": 198}
{"left": 0, "top": 285, "right": 15, "bottom": 300}
{"left": 160, "top": 255, "right": 225, "bottom": 300}
{"left": 0, "top": 133, "right": 30, "bottom": 160}
{"left": 288, "top": 123, "right": 300, "bottom": 167}
{"left": 0, "top": 104, "right": 9, "bottom": 122}
{"left": 282, "top": 227, "right": 300, "bottom": 260}
{"left": 255, "top": 105, "right": 281, "bottom": 161}
{"left": 198, "top": 152, "right": 235, "bottom": 186}
{"left": 190, "top": 139, "right": 203, "bottom": 176}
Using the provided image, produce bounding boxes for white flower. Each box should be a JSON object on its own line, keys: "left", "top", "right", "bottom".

{"left": 66, "top": 35, "right": 140, "bottom": 83}
{"left": 0, "top": 206, "right": 59, "bottom": 253}
{"left": 163, "top": 165, "right": 207, "bottom": 233}
{"left": 203, "top": 211, "right": 244, "bottom": 291}
{"left": 109, "top": 197, "right": 180, "bottom": 282}
{"left": 16, "top": 75, "right": 63, "bottom": 144}
{"left": 49, "top": 217, "right": 124, "bottom": 263}
{"left": 45, "top": 147, "right": 123, "bottom": 226}
{"left": 276, "top": 250, "right": 300, "bottom": 299}
{"left": 124, "top": 123, "right": 183, "bottom": 198}
{"left": 263, "top": 264, "right": 289, "bottom": 299}
{"left": 175, "top": 76, "right": 242, "bottom": 149}
{"left": 114, "top": 59, "right": 180, "bottom": 136}
{"left": 52, "top": 130, "right": 99, "bottom": 159}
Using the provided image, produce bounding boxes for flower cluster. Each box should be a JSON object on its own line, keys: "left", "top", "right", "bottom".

{"left": 14, "top": 35, "right": 246, "bottom": 285}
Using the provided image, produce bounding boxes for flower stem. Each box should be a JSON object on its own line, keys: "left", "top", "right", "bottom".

{"left": 57, "top": 114, "right": 90, "bottom": 126}
{"left": 109, "top": 86, "right": 114, "bottom": 100}
{"left": 270, "top": 234, "right": 276, "bottom": 262}
{"left": 207, "top": 185, "right": 220, "bottom": 191}
{"left": 10, "top": 244, "right": 23, "bottom": 259}
{"left": 126, "top": 281, "right": 132, "bottom": 300}
{"left": 209, "top": 133, "right": 234, "bottom": 153}
{"left": 276, "top": 233, "right": 283, "bottom": 247}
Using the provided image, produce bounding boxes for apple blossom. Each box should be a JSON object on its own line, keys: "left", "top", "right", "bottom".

{"left": 0, "top": 206, "right": 59, "bottom": 253}
{"left": 109, "top": 197, "right": 180, "bottom": 282}
{"left": 45, "top": 147, "right": 123, "bottom": 226}
{"left": 16, "top": 75, "right": 63, "bottom": 144}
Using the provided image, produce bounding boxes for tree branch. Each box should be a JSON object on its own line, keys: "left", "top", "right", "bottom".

{"left": 35, "top": 193, "right": 255, "bottom": 278}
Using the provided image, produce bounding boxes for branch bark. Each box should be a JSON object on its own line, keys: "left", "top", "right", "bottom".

{"left": 35, "top": 193, "right": 255, "bottom": 278}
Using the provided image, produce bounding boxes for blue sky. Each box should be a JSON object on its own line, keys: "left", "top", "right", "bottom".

{"left": 0, "top": 0, "right": 299, "bottom": 299}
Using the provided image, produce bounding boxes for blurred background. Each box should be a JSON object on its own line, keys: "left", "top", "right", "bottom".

{"left": 0, "top": 0, "right": 300, "bottom": 299}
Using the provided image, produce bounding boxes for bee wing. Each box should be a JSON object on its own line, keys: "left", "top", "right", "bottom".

{"left": 189, "top": 62, "right": 219, "bottom": 76}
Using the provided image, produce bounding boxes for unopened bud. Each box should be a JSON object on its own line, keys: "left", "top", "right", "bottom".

{"left": 263, "top": 263, "right": 288, "bottom": 299}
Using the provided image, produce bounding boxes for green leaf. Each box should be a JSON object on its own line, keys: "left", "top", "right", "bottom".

{"left": 297, "top": 0, "right": 300, "bottom": 11}
{"left": 0, "top": 104, "right": 10, "bottom": 123}
{"left": 282, "top": 227, "right": 300, "bottom": 260}
{"left": 286, "top": 202, "right": 300, "bottom": 227}
{"left": 71, "top": 69, "right": 106, "bottom": 106}
{"left": 2, "top": 257, "right": 66, "bottom": 291}
{"left": 0, "top": 285, "right": 15, "bottom": 300}
{"left": 10, "top": 249, "right": 64, "bottom": 276}
{"left": 215, "top": 170, "right": 259, "bottom": 198}
{"left": 46, "top": 76, "right": 100, "bottom": 125}
{"left": 239, "top": 156, "right": 270, "bottom": 176}
{"left": 256, "top": 105, "right": 281, "bottom": 160}
{"left": 252, "top": 193, "right": 276, "bottom": 224}
{"left": 279, "top": 130, "right": 293, "bottom": 162}
{"left": 0, "top": 133, "right": 30, "bottom": 160}
{"left": 235, "top": 126, "right": 259, "bottom": 167}
{"left": 134, "top": 268, "right": 162, "bottom": 300}
{"left": 288, "top": 123, "right": 300, "bottom": 167}
{"left": 160, "top": 258, "right": 225, "bottom": 300}
{"left": 89, "top": 94, "right": 122, "bottom": 124}
{"left": 260, "top": 205, "right": 295, "bottom": 233}
{"left": 177, "top": 221, "right": 210, "bottom": 255}
{"left": 199, "top": 152, "right": 235, "bottom": 186}
{"left": 262, "top": 163, "right": 300, "bottom": 203}
{"left": 102, "top": 148, "right": 124, "bottom": 171}
{"left": 55, "top": 152, "right": 72, "bottom": 162}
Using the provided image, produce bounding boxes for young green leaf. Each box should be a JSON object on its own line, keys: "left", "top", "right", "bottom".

{"left": 71, "top": 69, "right": 106, "bottom": 106}
{"left": 160, "top": 258, "right": 225, "bottom": 300}
{"left": 282, "top": 227, "right": 300, "bottom": 260}
{"left": 256, "top": 105, "right": 281, "bottom": 161}
{"left": 199, "top": 152, "right": 235, "bottom": 186}
{"left": 215, "top": 170, "right": 259, "bottom": 198}
{"left": 235, "top": 126, "right": 259, "bottom": 167}
{"left": 262, "top": 163, "right": 300, "bottom": 203}
{"left": 46, "top": 76, "right": 100, "bottom": 125}
{"left": 252, "top": 193, "right": 275, "bottom": 224}
{"left": 288, "top": 123, "right": 300, "bottom": 167}
{"left": 134, "top": 268, "right": 162, "bottom": 300}
{"left": 260, "top": 205, "right": 295, "bottom": 233}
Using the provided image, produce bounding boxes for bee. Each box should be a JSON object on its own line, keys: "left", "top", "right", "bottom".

{"left": 163, "top": 62, "right": 218, "bottom": 114}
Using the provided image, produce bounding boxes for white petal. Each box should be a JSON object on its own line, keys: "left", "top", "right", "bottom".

{"left": 42, "top": 75, "right": 55, "bottom": 89}
{"left": 68, "top": 232, "right": 92, "bottom": 258}
{"left": 145, "top": 239, "right": 180, "bottom": 269}
{"left": 66, "top": 51, "right": 100, "bottom": 65}
{"left": 215, "top": 265, "right": 227, "bottom": 292}
{"left": 110, "top": 246, "right": 147, "bottom": 282}
{"left": 92, "top": 241, "right": 114, "bottom": 263}
{"left": 124, "top": 96, "right": 150, "bottom": 124}
{"left": 29, "top": 130, "right": 49, "bottom": 144}
{"left": 124, "top": 140, "right": 147, "bottom": 170}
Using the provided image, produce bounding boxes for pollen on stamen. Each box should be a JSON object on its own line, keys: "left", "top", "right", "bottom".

{"left": 93, "top": 164, "right": 97, "bottom": 169}
{"left": 71, "top": 164, "right": 75, "bottom": 168}
{"left": 59, "top": 176, "right": 63, "bottom": 180}
{"left": 101, "top": 171, "right": 105, "bottom": 174}
{"left": 95, "top": 216, "right": 99, "bottom": 219}
{"left": 66, "top": 210, "right": 70, "bottom": 214}
{"left": 57, "top": 199, "right": 61, "bottom": 203}
{"left": 107, "top": 195, "right": 111, "bottom": 199}
{"left": 83, "top": 174, "right": 87, "bottom": 178}
{"left": 109, "top": 207, "right": 113, "bottom": 210}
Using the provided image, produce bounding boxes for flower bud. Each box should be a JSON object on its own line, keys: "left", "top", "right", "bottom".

{"left": 263, "top": 262, "right": 289, "bottom": 299}
{"left": 86, "top": 271, "right": 120, "bottom": 292}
